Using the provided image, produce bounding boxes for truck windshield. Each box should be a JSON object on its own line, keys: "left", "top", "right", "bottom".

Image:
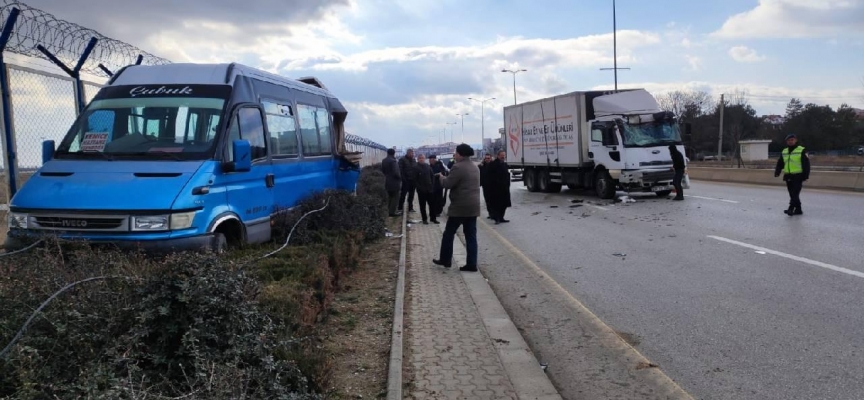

{"left": 617, "top": 120, "right": 682, "bottom": 148}
{"left": 56, "top": 84, "right": 231, "bottom": 161}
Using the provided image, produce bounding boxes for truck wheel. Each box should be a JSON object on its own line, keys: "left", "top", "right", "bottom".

{"left": 594, "top": 170, "right": 616, "bottom": 199}
{"left": 547, "top": 183, "right": 562, "bottom": 193}
{"left": 567, "top": 184, "right": 579, "bottom": 191}
{"left": 525, "top": 169, "right": 540, "bottom": 192}
{"left": 537, "top": 170, "right": 550, "bottom": 192}
{"left": 655, "top": 190, "right": 672, "bottom": 197}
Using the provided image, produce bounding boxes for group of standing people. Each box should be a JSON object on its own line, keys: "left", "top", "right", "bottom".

{"left": 479, "top": 151, "right": 512, "bottom": 224}
{"left": 382, "top": 144, "right": 488, "bottom": 272}
{"left": 381, "top": 148, "right": 450, "bottom": 224}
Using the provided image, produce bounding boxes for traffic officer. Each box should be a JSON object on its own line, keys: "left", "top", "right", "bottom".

{"left": 774, "top": 134, "right": 811, "bottom": 216}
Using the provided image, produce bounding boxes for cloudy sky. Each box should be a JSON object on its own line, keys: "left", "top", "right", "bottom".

{"left": 22, "top": 0, "right": 864, "bottom": 149}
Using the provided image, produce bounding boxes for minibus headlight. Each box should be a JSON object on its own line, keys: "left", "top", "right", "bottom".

{"left": 8, "top": 213, "right": 28, "bottom": 229}
{"left": 132, "top": 215, "right": 169, "bottom": 231}
{"left": 169, "top": 212, "right": 196, "bottom": 230}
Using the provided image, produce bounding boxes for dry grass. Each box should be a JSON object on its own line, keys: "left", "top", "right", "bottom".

{"left": 319, "top": 215, "right": 402, "bottom": 399}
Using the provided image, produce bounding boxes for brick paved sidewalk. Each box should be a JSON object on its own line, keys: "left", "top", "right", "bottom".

{"left": 405, "top": 217, "right": 518, "bottom": 399}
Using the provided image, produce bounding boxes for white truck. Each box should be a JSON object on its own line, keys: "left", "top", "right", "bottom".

{"left": 502, "top": 89, "right": 688, "bottom": 199}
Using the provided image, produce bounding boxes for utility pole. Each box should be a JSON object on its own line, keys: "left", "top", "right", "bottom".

{"left": 718, "top": 93, "right": 725, "bottom": 160}
{"left": 600, "top": 0, "right": 630, "bottom": 91}
{"left": 446, "top": 122, "right": 457, "bottom": 143}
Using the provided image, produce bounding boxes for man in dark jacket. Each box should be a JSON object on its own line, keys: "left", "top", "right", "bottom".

{"left": 478, "top": 154, "right": 493, "bottom": 219}
{"left": 774, "top": 134, "right": 811, "bottom": 216}
{"left": 488, "top": 150, "right": 512, "bottom": 223}
{"left": 429, "top": 155, "right": 448, "bottom": 218}
{"left": 382, "top": 149, "right": 402, "bottom": 217}
{"left": 433, "top": 144, "right": 481, "bottom": 272}
{"left": 398, "top": 148, "right": 417, "bottom": 213}
{"left": 413, "top": 154, "right": 438, "bottom": 224}
{"left": 669, "top": 145, "right": 686, "bottom": 201}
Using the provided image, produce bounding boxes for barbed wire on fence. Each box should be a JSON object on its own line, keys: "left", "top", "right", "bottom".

{"left": 0, "top": 0, "right": 170, "bottom": 77}
{"left": 345, "top": 133, "right": 387, "bottom": 151}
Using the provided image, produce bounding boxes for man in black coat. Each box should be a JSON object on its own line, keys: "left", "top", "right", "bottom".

{"left": 478, "top": 154, "right": 493, "bottom": 219}
{"left": 669, "top": 145, "right": 686, "bottom": 201}
{"left": 382, "top": 148, "right": 402, "bottom": 216}
{"left": 488, "top": 150, "right": 512, "bottom": 224}
{"left": 413, "top": 154, "right": 438, "bottom": 224}
{"left": 398, "top": 148, "right": 417, "bottom": 213}
{"left": 429, "top": 155, "right": 448, "bottom": 218}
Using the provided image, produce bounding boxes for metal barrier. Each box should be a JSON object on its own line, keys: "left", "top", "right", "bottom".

{"left": 345, "top": 133, "right": 388, "bottom": 168}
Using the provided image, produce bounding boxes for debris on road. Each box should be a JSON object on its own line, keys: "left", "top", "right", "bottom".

{"left": 493, "top": 338, "right": 511, "bottom": 345}
{"left": 519, "top": 294, "right": 527, "bottom": 298}
{"left": 755, "top": 251, "right": 767, "bottom": 255}
{"left": 531, "top": 211, "right": 542, "bottom": 216}
{"left": 570, "top": 199, "right": 584, "bottom": 204}
{"left": 385, "top": 232, "right": 403, "bottom": 238}
{"left": 613, "top": 253, "right": 627, "bottom": 257}
{"left": 636, "top": 362, "right": 659, "bottom": 370}
{"left": 540, "top": 362, "right": 549, "bottom": 372}
{"left": 550, "top": 205, "right": 559, "bottom": 208}
{"left": 616, "top": 196, "right": 637, "bottom": 203}
{"left": 569, "top": 204, "right": 583, "bottom": 208}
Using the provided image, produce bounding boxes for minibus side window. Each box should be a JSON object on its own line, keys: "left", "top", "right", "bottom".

{"left": 262, "top": 100, "right": 299, "bottom": 157}
{"left": 315, "top": 108, "right": 332, "bottom": 155}
{"left": 227, "top": 107, "right": 267, "bottom": 161}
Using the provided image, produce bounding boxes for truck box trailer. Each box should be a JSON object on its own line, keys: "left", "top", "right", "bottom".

{"left": 502, "top": 89, "right": 687, "bottom": 199}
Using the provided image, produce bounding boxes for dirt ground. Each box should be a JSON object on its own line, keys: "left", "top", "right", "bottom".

{"left": 319, "top": 215, "right": 403, "bottom": 399}
{"left": 0, "top": 211, "right": 6, "bottom": 249}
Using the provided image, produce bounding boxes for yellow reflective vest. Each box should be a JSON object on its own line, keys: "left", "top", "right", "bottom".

{"left": 781, "top": 146, "right": 805, "bottom": 175}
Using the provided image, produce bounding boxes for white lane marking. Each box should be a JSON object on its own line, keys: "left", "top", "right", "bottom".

{"left": 708, "top": 235, "right": 864, "bottom": 279}
{"left": 685, "top": 195, "right": 739, "bottom": 204}
{"left": 591, "top": 205, "right": 610, "bottom": 211}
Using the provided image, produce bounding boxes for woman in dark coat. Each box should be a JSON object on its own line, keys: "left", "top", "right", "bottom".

{"left": 488, "top": 150, "right": 512, "bottom": 224}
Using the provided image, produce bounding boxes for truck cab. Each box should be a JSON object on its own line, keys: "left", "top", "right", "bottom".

{"left": 5, "top": 63, "right": 360, "bottom": 253}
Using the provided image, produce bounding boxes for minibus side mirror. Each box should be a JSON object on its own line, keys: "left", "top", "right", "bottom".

{"left": 42, "top": 140, "right": 55, "bottom": 164}
{"left": 223, "top": 139, "right": 252, "bottom": 173}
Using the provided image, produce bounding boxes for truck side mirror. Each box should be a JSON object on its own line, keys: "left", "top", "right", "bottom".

{"left": 223, "top": 139, "right": 252, "bottom": 173}
{"left": 42, "top": 140, "right": 55, "bottom": 164}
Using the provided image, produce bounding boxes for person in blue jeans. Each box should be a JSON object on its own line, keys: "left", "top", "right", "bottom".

{"left": 433, "top": 144, "right": 481, "bottom": 272}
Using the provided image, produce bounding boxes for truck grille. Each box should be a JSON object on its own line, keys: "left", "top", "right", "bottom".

{"left": 33, "top": 216, "right": 127, "bottom": 231}
{"left": 642, "top": 170, "right": 675, "bottom": 183}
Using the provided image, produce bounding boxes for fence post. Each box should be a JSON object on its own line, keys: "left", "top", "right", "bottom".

{"left": 36, "top": 36, "right": 98, "bottom": 114}
{"left": 0, "top": 7, "right": 21, "bottom": 202}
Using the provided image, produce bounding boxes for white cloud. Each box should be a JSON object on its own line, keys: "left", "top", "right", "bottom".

{"left": 728, "top": 46, "right": 767, "bottom": 63}
{"left": 282, "top": 30, "right": 661, "bottom": 72}
{"left": 712, "top": 0, "right": 864, "bottom": 39}
{"left": 685, "top": 55, "right": 703, "bottom": 71}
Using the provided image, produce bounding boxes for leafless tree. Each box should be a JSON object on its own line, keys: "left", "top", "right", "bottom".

{"left": 656, "top": 90, "right": 715, "bottom": 125}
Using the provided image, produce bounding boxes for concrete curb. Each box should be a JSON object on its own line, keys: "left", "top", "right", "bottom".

{"left": 386, "top": 210, "right": 408, "bottom": 400}
{"left": 440, "top": 220, "right": 563, "bottom": 400}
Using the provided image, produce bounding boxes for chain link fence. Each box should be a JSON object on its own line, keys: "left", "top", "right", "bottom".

{"left": 345, "top": 133, "right": 387, "bottom": 167}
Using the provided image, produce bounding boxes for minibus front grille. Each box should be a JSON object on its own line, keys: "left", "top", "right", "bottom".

{"left": 33, "top": 216, "right": 127, "bottom": 231}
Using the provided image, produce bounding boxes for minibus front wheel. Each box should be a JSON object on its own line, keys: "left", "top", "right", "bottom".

{"left": 212, "top": 233, "right": 228, "bottom": 254}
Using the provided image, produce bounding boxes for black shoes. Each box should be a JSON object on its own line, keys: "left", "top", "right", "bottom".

{"left": 433, "top": 259, "right": 451, "bottom": 268}
{"left": 422, "top": 220, "right": 429, "bottom": 225}
{"left": 460, "top": 265, "right": 478, "bottom": 272}
{"left": 784, "top": 206, "right": 803, "bottom": 216}
{"left": 430, "top": 220, "right": 440, "bottom": 224}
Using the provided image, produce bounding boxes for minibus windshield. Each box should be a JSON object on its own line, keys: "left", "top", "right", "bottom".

{"left": 56, "top": 84, "right": 231, "bottom": 161}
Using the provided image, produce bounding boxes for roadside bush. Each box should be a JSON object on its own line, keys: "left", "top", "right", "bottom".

{"left": 0, "top": 243, "right": 320, "bottom": 399}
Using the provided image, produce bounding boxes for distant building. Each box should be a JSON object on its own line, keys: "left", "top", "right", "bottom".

{"left": 415, "top": 142, "right": 459, "bottom": 157}
{"left": 762, "top": 115, "right": 786, "bottom": 125}
{"left": 852, "top": 108, "right": 864, "bottom": 120}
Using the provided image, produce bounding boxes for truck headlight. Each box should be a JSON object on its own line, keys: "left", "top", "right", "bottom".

{"left": 8, "top": 213, "right": 28, "bottom": 229}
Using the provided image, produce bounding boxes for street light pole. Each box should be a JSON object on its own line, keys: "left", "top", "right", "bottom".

{"left": 469, "top": 97, "right": 495, "bottom": 155}
{"left": 501, "top": 69, "right": 527, "bottom": 104}
{"left": 599, "top": 0, "right": 630, "bottom": 91}
{"left": 456, "top": 113, "right": 469, "bottom": 143}
{"left": 446, "top": 122, "right": 457, "bottom": 143}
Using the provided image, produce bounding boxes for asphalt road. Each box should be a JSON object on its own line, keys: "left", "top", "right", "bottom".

{"left": 475, "top": 180, "right": 864, "bottom": 400}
